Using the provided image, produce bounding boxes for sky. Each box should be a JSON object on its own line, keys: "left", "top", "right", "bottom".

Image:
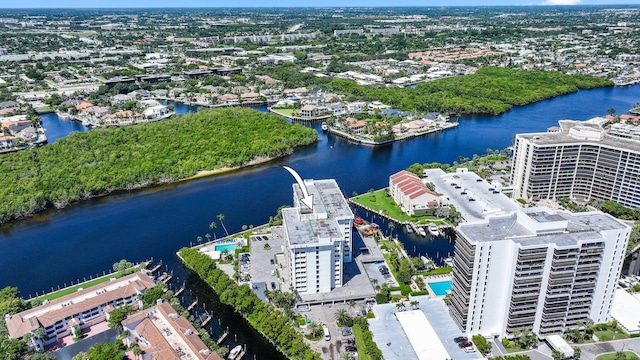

{"left": 1, "top": 0, "right": 640, "bottom": 8}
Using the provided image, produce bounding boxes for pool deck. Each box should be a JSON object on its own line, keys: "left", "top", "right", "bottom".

{"left": 419, "top": 274, "right": 453, "bottom": 299}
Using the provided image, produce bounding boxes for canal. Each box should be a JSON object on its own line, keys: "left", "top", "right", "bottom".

{"left": 3, "top": 86, "right": 640, "bottom": 359}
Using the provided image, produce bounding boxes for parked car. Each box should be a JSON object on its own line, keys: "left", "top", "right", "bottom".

{"left": 341, "top": 328, "right": 353, "bottom": 336}
{"left": 345, "top": 345, "right": 357, "bottom": 352}
{"left": 458, "top": 341, "right": 472, "bottom": 348}
{"left": 322, "top": 324, "right": 331, "bottom": 341}
{"left": 454, "top": 336, "right": 468, "bottom": 343}
{"left": 465, "top": 346, "right": 475, "bottom": 353}
{"left": 270, "top": 282, "right": 276, "bottom": 289}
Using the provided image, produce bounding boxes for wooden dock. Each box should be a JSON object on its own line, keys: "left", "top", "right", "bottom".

{"left": 187, "top": 299, "right": 198, "bottom": 311}
{"left": 174, "top": 282, "right": 186, "bottom": 297}
{"left": 216, "top": 329, "right": 229, "bottom": 345}
{"left": 149, "top": 262, "right": 162, "bottom": 273}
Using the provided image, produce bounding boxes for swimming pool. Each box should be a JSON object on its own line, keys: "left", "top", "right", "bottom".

{"left": 428, "top": 280, "right": 452, "bottom": 296}
{"left": 215, "top": 244, "right": 237, "bottom": 252}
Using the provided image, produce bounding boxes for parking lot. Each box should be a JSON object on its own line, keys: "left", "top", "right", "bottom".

{"left": 362, "top": 261, "right": 399, "bottom": 288}
{"left": 247, "top": 231, "right": 284, "bottom": 297}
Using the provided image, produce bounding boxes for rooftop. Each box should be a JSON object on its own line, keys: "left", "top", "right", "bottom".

{"left": 457, "top": 207, "right": 628, "bottom": 247}
{"left": 518, "top": 120, "right": 640, "bottom": 151}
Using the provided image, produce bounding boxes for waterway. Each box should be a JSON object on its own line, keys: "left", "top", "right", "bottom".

{"left": 3, "top": 85, "right": 639, "bottom": 358}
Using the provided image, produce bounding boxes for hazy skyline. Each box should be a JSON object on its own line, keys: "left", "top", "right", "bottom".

{"left": 1, "top": 0, "right": 640, "bottom": 9}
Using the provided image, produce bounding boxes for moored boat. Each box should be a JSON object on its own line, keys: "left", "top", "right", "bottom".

{"left": 417, "top": 227, "right": 427, "bottom": 237}
{"left": 428, "top": 224, "right": 439, "bottom": 236}
{"left": 321, "top": 121, "right": 328, "bottom": 131}
{"left": 228, "top": 345, "right": 242, "bottom": 360}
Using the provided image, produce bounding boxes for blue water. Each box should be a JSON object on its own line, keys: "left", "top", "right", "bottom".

{"left": 214, "top": 244, "right": 237, "bottom": 252}
{"left": 1, "top": 84, "right": 638, "bottom": 297}
{"left": 429, "top": 280, "right": 452, "bottom": 296}
{"left": 40, "top": 112, "right": 88, "bottom": 144}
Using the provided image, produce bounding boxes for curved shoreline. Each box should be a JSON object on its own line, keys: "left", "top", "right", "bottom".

{"left": 0, "top": 152, "right": 295, "bottom": 227}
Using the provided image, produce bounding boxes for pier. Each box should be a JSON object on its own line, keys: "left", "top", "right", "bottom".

{"left": 216, "top": 329, "right": 229, "bottom": 345}
{"left": 187, "top": 299, "right": 198, "bottom": 311}
{"left": 174, "top": 282, "right": 186, "bottom": 297}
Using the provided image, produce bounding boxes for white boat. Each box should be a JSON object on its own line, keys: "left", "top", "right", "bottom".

{"left": 321, "top": 121, "right": 328, "bottom": 131}
{"left": 228, "top": 345, "right": 242, "bottom": 360}
{"left": 428, "top": 224, "right": 439, "bottom": 236}
{"left": 417, "top": 227, "right": 426, "bottom": 237}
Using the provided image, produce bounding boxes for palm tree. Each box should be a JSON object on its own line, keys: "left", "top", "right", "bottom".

{"left": 348, "top": 299, "right": 356, "bottom": 311}
{"left": 205, "top": 233, "right": 211, "bottom": 242}
{"left": 395, "top": 302, "right": 406, "bottom": 312}
{"left": 335, "top": 309, "right": 353, "bottom": 327}
{"left": 372, "top": 278, "right": 379, "bottom": 288}
{"left": 197, "top": 236, "right": 203, "bottom": 244}
{"left": 217, "top": 213, "right": 229, "bottom": 237}
{"left": 410, "top": 300, "right": 419, "bottom": 310}
{"left": 209, "top": 221, "right": 218, "bottom": 240}
{"left": 388, "top": 222, "right": 395, "bottom": 237}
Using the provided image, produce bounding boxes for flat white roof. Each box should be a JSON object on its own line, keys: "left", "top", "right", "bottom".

{"left": 396, "top": 310, "right": 450, "bottom": 360}
{"left": 546, "top": 334, "right": 574, "bottom": 357}
{"left": 612, "top": 288, "right": 640, "bottom": 334}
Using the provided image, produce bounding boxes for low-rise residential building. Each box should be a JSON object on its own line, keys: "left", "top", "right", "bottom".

{"left": 122, "top": 300, "right": 222, "bottom": 360}
{"left": 389, "top": 170, "right": 441, "bottom": 215}
{"left": 299, "top": 105, "right": 327, "bottom": 118}
{"left": 5, "top": 272, "right": 155, "bottom": 351}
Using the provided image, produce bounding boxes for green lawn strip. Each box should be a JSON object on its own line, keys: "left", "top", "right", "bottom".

{"left": 270, "top": 108, "right": 297, "bottom": 116}
{"left": 351, "top": 190, "right": 450, "bottom": 226}
{"left": 418, "top": 267, "right": 453, "bottom": 276}
{"left": 505, "top": 347, "right": 528, "bottom": 353}
{"left": 595, "top": 329, "right": 629, "bottom": 341}
{"left": 31, "top": 267, "right": 139, "bottom": 303}
{"left": 595, "top": 351, "right": 638, "bottom": 360}
{"left": 352, "top": 325, "right": 373, "bottom": 360}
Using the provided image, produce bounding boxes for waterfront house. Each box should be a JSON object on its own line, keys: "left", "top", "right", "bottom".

{"left": 346, "top": 118, "right": 367, "bottom": 135}
{"left": 103, "top": 111, "right": 144, "bottom": 126}
{"left": 0, "top": 135, "right": 16, "bottom": 149}
{"left": 122, "top": 300, "right": 222, "bottom": 360}
{"left": 143, "top": 105, "right": 170, "bottom": 120}
{"left": 389, "top": 170, "right": 440, "bottom": 215}
{"left": 240, "top": 92, "right": 260, "bottom": 102}
{"left": 217, "top": 93, "right": 239, "bottom": 105}
{"left": 0, "top": 100, "right": 18, "bottom": 109}
{"left": 299, "top": 105, "right": 327, "bottom": 119}
{"left": 5, "top": 272, "right": 155, "bottom": 351}
{"left": 327, "top": 103, "right": 347, "bottom": 116}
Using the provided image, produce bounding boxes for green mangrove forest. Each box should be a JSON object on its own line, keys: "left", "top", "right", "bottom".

{"left": 318, "top": 67, "right": 612, "bottom": 115}
{"left": 0, "top": 108, "right": 318, "bottom": 224}
{"left": 179, "top": 247, "right": 321, "bottom": 360}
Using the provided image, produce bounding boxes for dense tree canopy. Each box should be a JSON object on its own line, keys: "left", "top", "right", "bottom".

{"left": 179, "top": 247, "right": 321, "bottom": 360}
{"left": 0, "top": 108, "right": 317, "bottom": 224}
{"left": 326, "top": 67, "right": 613, "bottom": 115}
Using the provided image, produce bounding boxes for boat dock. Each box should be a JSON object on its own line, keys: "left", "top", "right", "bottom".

{"left": 187, "top": 299, "right": 198, "bottom": 311}
{"left": 174, "top": 282, "right": 186, "bottom": 297}
{"left": 216, "top": 329, "right": 229, "bottom": 345}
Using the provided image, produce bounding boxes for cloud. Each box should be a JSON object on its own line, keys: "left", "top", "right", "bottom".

{"left": 541, "top": 0, "right": 582, "bottom": 4}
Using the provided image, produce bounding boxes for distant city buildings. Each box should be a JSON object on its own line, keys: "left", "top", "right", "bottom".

{"left": 449, "top": 205, "right": 630, "bottom": 337}
{"left": 282, "top": 179, "right": 354, "bottom": 295}
{"left": 511, "top": 120, "right": 640, "bottom": 208}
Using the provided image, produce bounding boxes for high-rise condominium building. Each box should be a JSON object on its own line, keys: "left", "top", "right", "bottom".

{"left": 449, "top": 206, "right": 630, "bottom": 337}
{"left": 282, "top": 179, "right": 354, "bottom": 295}
{"left": 511, "top": 120, "right": 640, "bottom": 208}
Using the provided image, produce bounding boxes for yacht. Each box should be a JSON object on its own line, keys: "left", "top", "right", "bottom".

{"left": 321, "top": 121, "right": 328, "bottom": 131}
{"left": 417, "top": 227, "right": 427, "bottom": 237}
{"left": 228, "top": 345, "right": 242, "bottom": 360}
{"left": 428, "top": 224, "right": 439, "bottom": 236}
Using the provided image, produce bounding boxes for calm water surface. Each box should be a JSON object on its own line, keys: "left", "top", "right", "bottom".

{"left": 2, "top": 86, "right": 638, "bottom": 359}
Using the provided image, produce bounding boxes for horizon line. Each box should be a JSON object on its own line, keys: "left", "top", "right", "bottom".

{"left": 2, "top": 4, "right": 640, "bottom": 9}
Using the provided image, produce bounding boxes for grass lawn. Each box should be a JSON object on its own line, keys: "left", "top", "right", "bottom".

{"left": 31, "top": 267, "right": 139, "bottom": 303}
{"left": 270, "top": 108, "right": 298, "bottom": 117}
{"left": 595, "top": 351, "right": 639, "bottom": 360}
{"left": 352, "top": 325, "right": 373, "bottom": 360}
{"left": 595, "top": 329, "right": 629, "bottom": 341}
{"left": 351, "top": 189, "right": 450, "bottom": 225}
{"left": 505, "top": 347, "right": 528, "bottom": 353}
{"left": 419, "top": 267, "right": 453, "bottom": 276}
